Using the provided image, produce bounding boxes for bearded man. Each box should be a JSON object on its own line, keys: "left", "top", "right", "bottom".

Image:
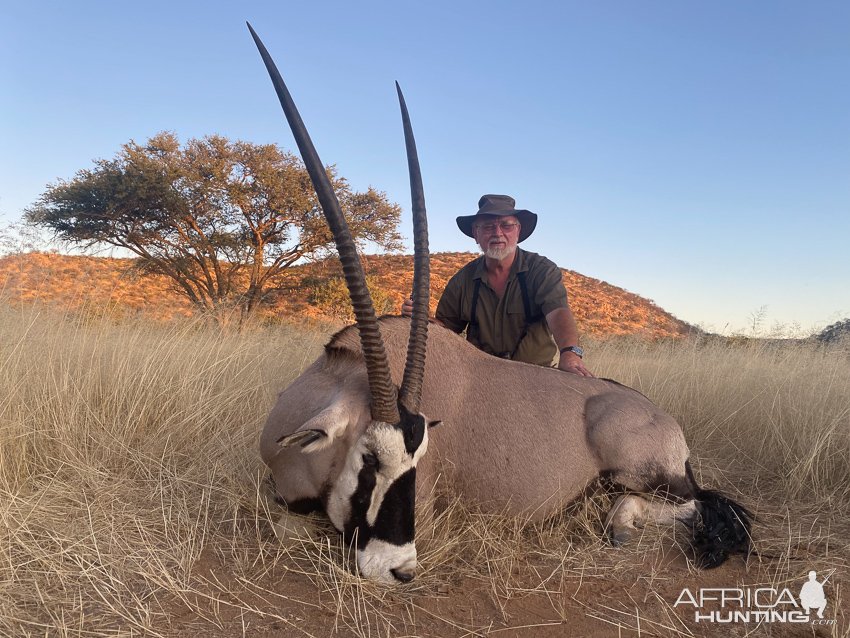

{"left": 403, "top": 194, "right": 592, "bottom": 377}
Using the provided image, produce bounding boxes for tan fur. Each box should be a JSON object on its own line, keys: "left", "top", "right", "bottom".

{"left": 262, "top": 316, "right": 691, "bottom": 523}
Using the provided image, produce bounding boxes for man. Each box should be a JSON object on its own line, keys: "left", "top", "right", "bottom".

{"left": 403, "top": 194, "right": 593, "bottom": 377}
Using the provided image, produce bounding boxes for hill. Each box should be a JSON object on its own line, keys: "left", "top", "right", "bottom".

{"left": 0, "top": 251, "right": 695, "bottom": 338}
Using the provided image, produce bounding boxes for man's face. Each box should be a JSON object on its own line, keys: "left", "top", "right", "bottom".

{"left": 473, "top": 215, "right": 521, "bottom": 261}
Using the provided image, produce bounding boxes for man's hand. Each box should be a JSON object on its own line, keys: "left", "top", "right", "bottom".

{"left": 400, "top": 297, "right": 445, "bottom": 327}
{"left": 558, "top": 352, "right": 594, "bottom": 377}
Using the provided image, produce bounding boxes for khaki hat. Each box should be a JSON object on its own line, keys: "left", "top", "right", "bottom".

{"left": 456, "top": 194, "right": 537, "bottom": 243}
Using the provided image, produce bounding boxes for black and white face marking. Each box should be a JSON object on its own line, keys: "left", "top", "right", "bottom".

{"left": 326, "top": 408, "right": 429, "bottom": 583}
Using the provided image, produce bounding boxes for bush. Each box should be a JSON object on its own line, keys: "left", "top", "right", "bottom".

{"left": 305, "top": 275, "right": 396, "bottom": 321}
{"left": 815, "top": 318, "right": 850, "bottom": 344}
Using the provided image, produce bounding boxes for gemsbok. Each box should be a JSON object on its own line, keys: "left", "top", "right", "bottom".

{"left": 248, "top": 24, "right": 752, "bottom": 584}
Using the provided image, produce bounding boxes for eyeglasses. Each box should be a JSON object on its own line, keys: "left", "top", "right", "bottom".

{"left": 474, "top": 221, "right": 520, "bottom": 234}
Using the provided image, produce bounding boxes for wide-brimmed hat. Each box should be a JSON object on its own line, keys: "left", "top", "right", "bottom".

{"left": 456, "top": 194, "right": 537, "bottom": 243}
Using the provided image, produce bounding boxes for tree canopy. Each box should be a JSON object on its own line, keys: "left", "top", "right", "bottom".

{"left": 26, "top": 132, "right": 403, "bottom": 321}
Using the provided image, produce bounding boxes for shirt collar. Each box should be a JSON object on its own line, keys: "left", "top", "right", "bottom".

{"left": 472, "top": 247, "right": 528, "bottom": 280}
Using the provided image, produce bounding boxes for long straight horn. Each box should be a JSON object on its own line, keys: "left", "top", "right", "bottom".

{"left": 395, "top": 83, "right": 429, "bottom": 414}
{"left": 247, "top": 23, "right": 399, "bottom": 424}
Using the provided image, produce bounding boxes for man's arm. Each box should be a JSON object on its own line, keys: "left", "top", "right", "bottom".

{"left": 546, "top": 306, "right": 594, "bottom": 377}
{"left": 531, "top": 256, "right": 593, "bottom": 377}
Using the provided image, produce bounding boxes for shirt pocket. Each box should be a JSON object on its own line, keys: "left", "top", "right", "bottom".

{"left": 504, "top": 296, "right": 530, "bottom": 345}
{"left": 505, "top": 295, "right": 527, "bottom": 319}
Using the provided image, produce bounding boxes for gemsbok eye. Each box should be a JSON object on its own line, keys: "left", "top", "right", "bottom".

{"left": 362, "top": 452, "right": 379, "bottom": 469}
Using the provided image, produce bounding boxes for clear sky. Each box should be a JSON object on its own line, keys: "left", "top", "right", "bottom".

{"left": 2, "top": 1, "right": 848, "bottom": 336}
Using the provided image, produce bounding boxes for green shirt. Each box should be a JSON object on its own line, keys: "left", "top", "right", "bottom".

{"left": 435, "top": 248, "right": 569, "bottom": 366}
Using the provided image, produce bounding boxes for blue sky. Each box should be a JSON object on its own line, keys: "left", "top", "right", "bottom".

{"left": 2, "top": 1, "right": 848, "bottom": 335}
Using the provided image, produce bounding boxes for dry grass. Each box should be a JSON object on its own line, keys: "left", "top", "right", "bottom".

{"left": 588, "top": 336, "right": 850, "bottom": 503}
{"left": 1, "top": 304, "right": 847, "bottom": 637}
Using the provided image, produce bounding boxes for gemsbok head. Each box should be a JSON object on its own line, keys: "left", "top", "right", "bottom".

{"left": 249, "top": 23, "right": 437, "bottom": 582}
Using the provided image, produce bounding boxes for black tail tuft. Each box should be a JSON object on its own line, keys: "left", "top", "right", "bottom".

{"left": 692, "top": 489, "right": 753, "bottom": 568}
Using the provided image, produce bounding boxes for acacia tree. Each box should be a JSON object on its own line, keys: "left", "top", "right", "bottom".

{"left": 25, "top": 132, "right": 403, "bottom": 321}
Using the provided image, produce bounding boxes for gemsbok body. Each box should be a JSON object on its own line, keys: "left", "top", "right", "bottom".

{"left": 249, "top": 24, "right": 752, "bottom": 584}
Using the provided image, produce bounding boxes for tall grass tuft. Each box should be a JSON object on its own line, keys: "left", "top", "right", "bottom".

{"left": 0, "top": 303, "right": 325, "bottom": 635}
{"left": 589, "top": 336, "right": 850, "bottom": 503}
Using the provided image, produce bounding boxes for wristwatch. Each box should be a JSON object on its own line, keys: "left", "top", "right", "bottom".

{"left": 559, "top": 345, "right": 584, "bottom": 359}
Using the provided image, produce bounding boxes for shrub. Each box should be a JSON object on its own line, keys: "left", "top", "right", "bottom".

{"left": 305, "top": 274, "right": 395, "bottom": 321}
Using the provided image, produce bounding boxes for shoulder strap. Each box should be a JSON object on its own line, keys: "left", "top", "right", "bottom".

{"left": 510, "top": 270, "right": 544, "bottom": 359}
{"left": 517, "top": 270, "right": 533, "bottom": 324}
{"left": 467, "top": 277, "right": 482, "bottom": 346}
{"left": 470, "top": 277, "right": 482, "bottom": 327}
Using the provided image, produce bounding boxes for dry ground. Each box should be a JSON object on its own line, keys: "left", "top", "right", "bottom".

{"left": 159, "top": 488, "right": 848, "bottom": 638}
{"left": 1, "top": 304, "right": 847, "bottom": 637}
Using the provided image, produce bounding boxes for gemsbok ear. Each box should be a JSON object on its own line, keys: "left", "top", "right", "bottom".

{"left": 278, "top": 429, "right": 326, "bottom": 450}
{"left": 277, "top": 403, "right": 350, "bottom": 453}
{"left": 428, "top": 420, "right": 442, "bottom": 429}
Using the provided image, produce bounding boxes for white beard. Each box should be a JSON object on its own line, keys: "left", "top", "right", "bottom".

{"left": 484, "top": 243, "right": 516, "bottom": 261}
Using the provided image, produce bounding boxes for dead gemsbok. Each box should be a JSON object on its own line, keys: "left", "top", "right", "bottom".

{"left": 248, "top": 24, "right": 752, "bottom": 584}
